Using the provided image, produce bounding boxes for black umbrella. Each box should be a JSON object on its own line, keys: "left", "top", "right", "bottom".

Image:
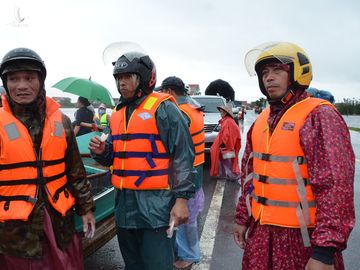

{"left": 205, "top": 79, "right": 235, "bottom": 101}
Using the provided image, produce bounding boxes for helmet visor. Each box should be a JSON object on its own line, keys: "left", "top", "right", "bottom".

{"left": 103, "top": 42, "right": 147, "bottom": 65}
{"left": 244, "top": 42, "right": 293, "bottom": 76}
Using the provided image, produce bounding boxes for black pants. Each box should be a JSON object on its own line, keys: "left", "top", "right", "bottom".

{"left": 117, "top": 227, "right": 175, "bottom": 270}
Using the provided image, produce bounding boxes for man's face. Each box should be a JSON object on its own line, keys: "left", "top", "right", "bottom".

{"left": 6, "top": 70, "right": 41, "bottom": 104}
{"left": 261, "top": 63, "right": 289, "bottom": 100}
{"left": 115, "top": 73, "right": 139, "bottom": 100}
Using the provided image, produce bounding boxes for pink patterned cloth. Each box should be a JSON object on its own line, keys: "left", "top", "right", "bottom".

{"left": 241, "top": 221, "right": 344, "bottom": 270}
{"left": 235, "top": 93, "right": 355, "bottom": 269}
{"left": 0, "top": 209, "right": 84, "bottom": 270}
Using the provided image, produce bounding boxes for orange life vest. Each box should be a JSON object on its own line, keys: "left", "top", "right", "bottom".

{"left": 248, "top": 98, "right": 331, "bottom": 245}
{"left": 0, "top": 96, "right": 75, "bottom": 222}
{"left": 110, "top": 92, "right": 176, "bottom": 190}
{"left": 179, "top": 103, "right": 205, "bottom": 166}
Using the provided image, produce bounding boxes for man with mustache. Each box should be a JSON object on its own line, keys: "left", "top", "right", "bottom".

{"left": 234, "top": 42, "right": 355, "bottom": 270}
{"left": 0, "top": 48, "right": 95, "bottom": 269}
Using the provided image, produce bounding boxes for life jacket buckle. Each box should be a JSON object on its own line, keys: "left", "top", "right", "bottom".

{"left": 122, "top": 134, "right": 130, "bottom": 141}
{"left": 4, "top": 201, "right": 10, "bottom": 211}
{"left": 257, "top": 196, "right": 267, "bottom": 205}
{"left": 27, "top": 197, "right": 37, "bottom": 204}
{"left": 258, "top": 174, "right": 268, "bottom": 183}
{"left": 35, "top": 160, "right": 45, "bottom": 168}
{"left": 296, "top": 156, "right": 306, "bottom": 164}
{"left": 53, "top": 193, "right": 59, "bottom": 203}
{"left": 261, "top": 153, "right": 271, "bottom": 161}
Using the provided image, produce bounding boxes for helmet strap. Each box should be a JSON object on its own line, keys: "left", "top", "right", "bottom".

{"left": 280, "top": 89, "right": 295, "bottom": 104}
{"left": 268, "top": 88, "right": 295, "bottom": 105}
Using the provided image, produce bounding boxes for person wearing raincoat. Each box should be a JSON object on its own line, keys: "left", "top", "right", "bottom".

{"left": 0, "top": 48, "right": 95, "bottom": 269}
{"left": 89, "top": 52, "right": 195, "bottom": 270}
{"left": 159, "top": 76, "right": 205, "bottom": 269}
{"left": 210, "top": 105, "right": 241, "bottom": 180}
{"left": 233, "top": 42, "right": 355, "bottom": 270}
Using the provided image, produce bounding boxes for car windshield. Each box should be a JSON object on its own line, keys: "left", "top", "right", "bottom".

{"left": 192, "top": 97, "right": 225, "bottom": 113}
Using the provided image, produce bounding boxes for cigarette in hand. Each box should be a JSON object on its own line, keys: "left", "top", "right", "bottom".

{"left": 100, "top": 133, "right": 109, "bottom": 142}
{"left": 166, "top": 220, "right": 177, "bottom": 238}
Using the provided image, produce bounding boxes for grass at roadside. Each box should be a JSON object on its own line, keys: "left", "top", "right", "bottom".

{"left": 349, "top": 127, "right": 360, "bottom": 132}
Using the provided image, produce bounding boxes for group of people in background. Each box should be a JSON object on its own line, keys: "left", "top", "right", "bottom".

{"left": 0, "top": 41, "right": 355, "bottom": 270}
{"left": 72, "top": 96, "right": 110, "bottom": 136}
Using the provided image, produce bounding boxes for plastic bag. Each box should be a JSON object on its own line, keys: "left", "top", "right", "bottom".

{"left": 221, "top": 150, "right": 236, "bottom": 159}
{"left": 217, "top": 158, "right": 240, "bottom": 181}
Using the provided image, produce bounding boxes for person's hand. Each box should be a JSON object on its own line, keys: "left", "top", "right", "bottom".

{"left": 170, "top": 198, "right": 189, "bottom": 226}
{"left": 88, "top": 135, "right": 105, "bottom": 155}
{"left": 305, "top": 258, "right": 334, "bottom": 270}
{"left": 82, "top": 211, "right": 96, "bottom": 239}
{"left": 233, "top": 224, "right": 248, "bottom": 249}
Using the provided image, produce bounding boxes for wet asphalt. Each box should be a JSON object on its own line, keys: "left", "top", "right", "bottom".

{"left": 84, "top": 111, "right": 360, "bottom": 270}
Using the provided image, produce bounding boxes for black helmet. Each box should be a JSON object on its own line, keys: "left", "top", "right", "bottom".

{"left": 0, "top": 48, "right": 47, "bottom": 81}
{"left": 113, "top": 51, "right": 156, "bottom": 94}
{"left": 160, "top": 76, "right": 186, "bottom": 94}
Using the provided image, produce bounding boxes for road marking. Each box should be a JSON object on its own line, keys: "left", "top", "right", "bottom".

{"left": 193, "top": 180, "right": 226, "bottom": 270}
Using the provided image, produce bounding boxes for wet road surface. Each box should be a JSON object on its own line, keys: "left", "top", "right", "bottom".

{"left": 84, "top": 111, "right": 360, "bottom": 270}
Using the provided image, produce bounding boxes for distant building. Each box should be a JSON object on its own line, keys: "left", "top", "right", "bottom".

{"left": 188, "top": 84, "right": 201, "bottom": 95}
{"left": 52, "top": 97, "right": 73, "bottom": 107}
{"left": 233, "top": 100, "right": 248, "bottom": 107}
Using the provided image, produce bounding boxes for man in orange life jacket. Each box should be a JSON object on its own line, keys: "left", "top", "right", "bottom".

{"left": 233, "top": 42, "right": 355, "bottom": 270}
{"left": 89, "top": 52, "right": 196, "bottom": 270}
{"left": 159, "top": 76, "right": 205, "bottom": 269}
{"left": 0, "top": 48, "right": 95, "bottom": 269}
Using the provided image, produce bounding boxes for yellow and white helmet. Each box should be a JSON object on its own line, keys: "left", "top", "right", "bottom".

{"left": 245, "top": 42, "right": 312, "bottom": 97}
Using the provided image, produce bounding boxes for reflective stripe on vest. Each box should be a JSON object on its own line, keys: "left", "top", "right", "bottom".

{"left": 0, "top": 97, "right": 75, "bottom": 221}
{"left": 110, "top": 93, "right": 176, "bottom": 190}
{"left": 249, "top": 98, "right": 332, "bottom": 246}
{"left": 179, "top": 103, "right": 205, "bottom": 166}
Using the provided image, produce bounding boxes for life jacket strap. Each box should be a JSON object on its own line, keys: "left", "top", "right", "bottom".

{"left": 296, "top": 205, "right": 311, "bottom": 247}
{"left": 193, "top": 140, "right": 205, "bottom": 147}
{"left": 113, "top": 169, "right": 170, "bottom": 187}
{"left": 0, "top": 158, "right": 65, "bottom": 170}
{"left": 253, "top": 173, "right": 309, "bottom": 186}
{"left": 0, "top": 171, "right": 66, "bottom": 186}
{"left": 52, "top": 182, "right": 70, "bottom": 203}
{"left": 243, "top": 152, "right": 254, "bottom": 190}
{"left": 111, "top": 133, "right": 162, "bottom": 141}
{"left": 113, "top": 151, "right": 169, "bottom": 169}
{"left": 195, "top": 150, "right": 205, "bottom": 156}
{"left": 191, "top": 128, "right": 204, "bottom": 137}
{"left": 112, "top": 133, "right": 162, "bottom": 157}
{"left": 252, "top": 194, "right": 316, "bottom": 208}
{"left": 253, "top": 152, "right": 307, "bottom": 164}
{"left": 0, "top": 195, "right": 37, "bottom": 211}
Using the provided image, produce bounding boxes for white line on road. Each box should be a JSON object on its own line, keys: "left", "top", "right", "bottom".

{"left": 193, "top": 180, "right": 226, "bottom": 270}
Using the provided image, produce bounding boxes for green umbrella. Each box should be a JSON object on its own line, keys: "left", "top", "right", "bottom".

{"left": 53, "top": 77, "right": 115, "bottom": 106}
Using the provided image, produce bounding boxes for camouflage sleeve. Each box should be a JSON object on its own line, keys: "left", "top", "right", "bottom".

{"left": 62, "top": 113, "right": 95, "bottom": 216}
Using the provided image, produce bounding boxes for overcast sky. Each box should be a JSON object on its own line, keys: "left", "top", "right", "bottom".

{"left": 0, "top": 0, "right": 359, "bottom": 102}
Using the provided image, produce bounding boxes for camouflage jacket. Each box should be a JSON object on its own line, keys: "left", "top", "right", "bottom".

{"left": 0, "top": 96, "right": 94, "bottom": 259}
